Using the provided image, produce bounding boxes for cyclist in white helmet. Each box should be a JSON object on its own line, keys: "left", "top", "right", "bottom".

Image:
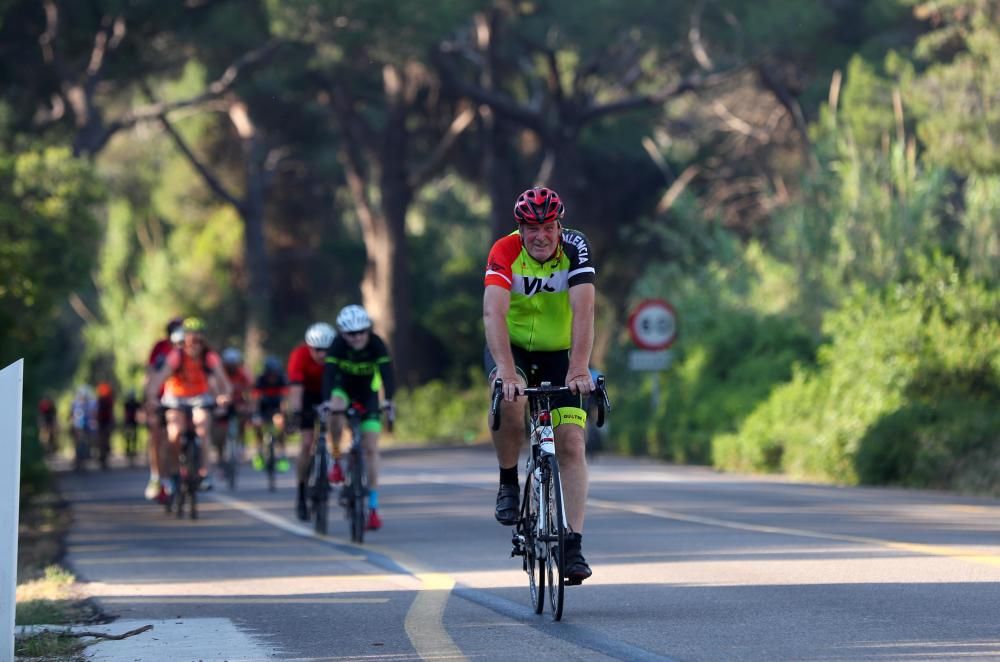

{"left": 322, "top": 305, "right": 396, "bottom": 531}
{"left": 288, "top": 322, "right": 337, "bottom": 520}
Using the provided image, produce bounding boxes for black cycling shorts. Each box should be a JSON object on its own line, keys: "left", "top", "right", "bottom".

{"left": 483, "top": 344, "right": 584, "bottom": 419}
{"left": 300, "top": 389, "right": 324, "bottom": 429}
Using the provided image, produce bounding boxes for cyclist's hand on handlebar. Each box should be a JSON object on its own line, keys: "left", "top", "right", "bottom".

{"left": 498, "top": 371, "right": 523, "bottom": 402}
{"left": 216, "top": 393, "right": 231, "bottom": 408}
{"left": 565, "top": 370, "right": 595, "bottom": 396}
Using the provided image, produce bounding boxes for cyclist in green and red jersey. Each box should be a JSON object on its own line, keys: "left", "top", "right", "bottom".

{"left": 484, "top": 186, "right": 596, "bottom": 584}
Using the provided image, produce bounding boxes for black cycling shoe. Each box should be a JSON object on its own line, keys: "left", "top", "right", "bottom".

{"left": 296, "top": 497, "right": 309, "bottom": 522}
{"left": 563, "top": 532, "right": 592, "bottom": 585}
{"left": 494, "top": 484, "right": 520, "bottom": 525}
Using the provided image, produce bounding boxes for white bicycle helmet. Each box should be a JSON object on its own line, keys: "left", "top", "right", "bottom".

{"left": 221, "top": 347, "right": 243, "bottom": 365}
{"left": 305, "top": 321, "right": 336, "bottom": 349}
{"left": 336, "top": 305, "right": 372, "bottom": 333}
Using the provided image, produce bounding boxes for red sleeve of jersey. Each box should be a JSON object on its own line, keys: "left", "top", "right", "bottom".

{"left": 287, "top": 345, "right": 307, "bottom": 384}
{"left": 484, "top": 234, "right": 521, "bottom": 290}
{"left": 148, "top": 340, "right": 169, "bottom": 366}
{"left": 205, "top": 351, "right": 221, "bottom": 370}
{"left": 166, "top": 348, "right": 182, "bottom": 371}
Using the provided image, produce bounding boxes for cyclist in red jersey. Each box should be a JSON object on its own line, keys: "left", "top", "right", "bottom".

{"left": 146, "top": 317, "right": 232, "bottom": 495}
{"left": 288, "top": 322, "right": 336, "bottom": 521}
{"left": 142, "top": 317, "right": 182, "bottom": 500}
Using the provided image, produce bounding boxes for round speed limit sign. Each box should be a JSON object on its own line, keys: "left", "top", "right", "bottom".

{"left": 628, "top": 299, "right": 678, "bottom": 350}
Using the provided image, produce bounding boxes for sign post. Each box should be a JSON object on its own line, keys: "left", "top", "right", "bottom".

{"left": 627, "top": 299, "right": 677, "bottom": 410}
{"left": 0, "top": 359, "right": 24, "bottom": 661}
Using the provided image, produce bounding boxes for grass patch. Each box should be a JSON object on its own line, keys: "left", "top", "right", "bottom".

{"left": 17, "top": 484, "right": 107, "bottom": 630}
{"left": 14, "top": 630, "right": 87, "bottom": 660}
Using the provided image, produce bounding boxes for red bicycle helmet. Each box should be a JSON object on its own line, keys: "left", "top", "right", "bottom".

{"left": 513, "top": 187, "right": 565, "bottom": 224}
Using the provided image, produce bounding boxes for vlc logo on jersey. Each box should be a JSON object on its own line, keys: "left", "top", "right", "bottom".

{"left": 523, "top": 276, "right": 557, "bottom": 295}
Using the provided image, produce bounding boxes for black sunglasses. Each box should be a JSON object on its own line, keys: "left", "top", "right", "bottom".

{"left": 343, "top": 330, "right": 368, "bottom": 338}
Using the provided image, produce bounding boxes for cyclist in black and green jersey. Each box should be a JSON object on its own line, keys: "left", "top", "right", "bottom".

{"left": 484, "top": 186, "right": 596, "bottom": 583}
{"left": 322, "top": 304, "right": 396, "bottom": 531}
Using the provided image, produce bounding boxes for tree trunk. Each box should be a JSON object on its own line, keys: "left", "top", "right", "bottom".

{"left": 241, "top": 144, "right": 271, "bottom": 370}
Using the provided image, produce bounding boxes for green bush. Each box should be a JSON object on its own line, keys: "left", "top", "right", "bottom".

{"left": 391, "top": 370, "right": 490, "bottom": 445}
{"left": 607, "top": 307, "right": 816, "bottom": 464}
{"left": 714, "top": 259, "right": 1000, "bottom": 493}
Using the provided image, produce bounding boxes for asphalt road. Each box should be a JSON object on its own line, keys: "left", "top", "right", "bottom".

{"left": 57, "top": 446, "right": 1000, "bottom": 661}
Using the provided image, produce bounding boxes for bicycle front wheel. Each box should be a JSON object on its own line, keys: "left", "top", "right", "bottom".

{"left": 524, "top": 463, "right": 544, "bottom": 614}
{"left": 313, "top": 451, "right": 329, "bottom": 535}
{"left": 543, "top": 455, "right": 565, "bottom": 621}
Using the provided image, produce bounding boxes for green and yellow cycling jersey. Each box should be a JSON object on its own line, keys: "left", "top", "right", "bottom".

{"left": 484, "top": 228, "right": 596, "bottom": 352}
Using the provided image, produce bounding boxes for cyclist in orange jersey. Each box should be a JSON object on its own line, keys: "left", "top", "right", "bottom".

{"left": 146, "top": 317, "right": 232, "bottom": 495}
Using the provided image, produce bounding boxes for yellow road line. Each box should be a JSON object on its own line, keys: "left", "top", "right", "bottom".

{"left": 588, "top": 498, "right": 1000, "bottom": 567}
{"left": 212, "top": 492, "right": 466, "bottom": 661}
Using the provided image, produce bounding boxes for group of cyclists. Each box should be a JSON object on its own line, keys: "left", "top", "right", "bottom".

{"left": 139, "top": 306, "right": 395, "bottom": 531}
{"left": 45, "top": 185, "right": 601, "bottom": 582}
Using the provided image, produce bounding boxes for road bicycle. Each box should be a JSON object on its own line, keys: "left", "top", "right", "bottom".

{"left": 491, "top": 375, "right": 610, "bottom": 621}
{"left": 259, "top": 414, "right": 281, "bottom": 492}
{"left": 305, "top": 405, "right": 333, "bottom": 535}
{"left": 219, "top": 407, "right": 242, "bottom": 491}
{"left": 166, "top": 402, "right": 208, "bottom": 520}
{"left": 122, "top": 420, "right": 139, "bottom": 467}
{"left": 331, "top": 403, "right": 394, "bottom": 543}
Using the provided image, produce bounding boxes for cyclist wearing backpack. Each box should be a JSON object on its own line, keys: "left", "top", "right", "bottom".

{"left": 146, "top": 317, "right": 232, "bottom": 496}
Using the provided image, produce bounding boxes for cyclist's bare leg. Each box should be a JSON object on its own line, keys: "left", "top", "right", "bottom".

{"left": 362, "top": 430, "right": 379, "bottom": 489}
{"left": 295, "top": 428, "right": 316, "bottom": 484}
{"left": 554, "top": 423, "right": 588, "bottom": 532}
{"left": 491, "top": 397, "right": 527, "bottom": 469}
{"left": 192, "top": 407, "right": 211, "bottom": 476}
{"left": 163, "top": 409, "right": 185, "bottom": 476}
{"left": 272, "top": 412, "right": 287, "bottom": 456}
{"left": 148, "top": 411, "right": 164, "bottom": 475}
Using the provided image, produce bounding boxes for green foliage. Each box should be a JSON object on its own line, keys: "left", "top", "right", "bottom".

{"left": 610, "top": 203, "right": 816, "bottom": 463}
{"left": 0, "top": 146, "right": 102, "bottom": 355}
{"left": 907, "top": 0, "right": 1000, "bottom": 174}
{"left": 392, "top": 370, "right": 489, "bottom": 444}
{"left": 0, "top": 145, "right": 101, "bottom": 491}
{"left": 714, "top": 259, "right": 1000, "bottom": 493}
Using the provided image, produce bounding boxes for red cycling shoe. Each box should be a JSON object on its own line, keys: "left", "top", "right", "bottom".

{"left": 366, "top": 509, "right": 382, "bottom": 531}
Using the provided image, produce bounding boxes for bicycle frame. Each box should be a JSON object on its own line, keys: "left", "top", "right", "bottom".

{"left": 491, "top": 375, "right": 610, "bottom": 621}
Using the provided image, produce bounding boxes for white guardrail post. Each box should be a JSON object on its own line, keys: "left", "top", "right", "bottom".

{"left": 0, "top": 359, "right": 24, "bottom": 661}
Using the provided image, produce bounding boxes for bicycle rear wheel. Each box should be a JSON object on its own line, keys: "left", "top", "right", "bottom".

{"left": 543, "top": 455, "right": 565, "bottom": 621}
{"left": 225, "top": 435, "right": 239, "bottom": 490}
{"left": 348, "top": 451, "right": 366, "bottom": 543}
{"left": 524, "top": 463, "right": 544, "bottom": 614}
